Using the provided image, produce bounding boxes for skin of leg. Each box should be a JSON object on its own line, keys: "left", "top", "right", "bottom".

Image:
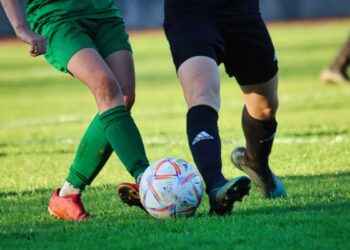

{"left": 67, "top": 48, "right": 125, "bottom": 112}
{"left": 178, "top": 56, "right": 221, "bottom": 111}
{"left": 105, "top": 50, "right": 136, "bottom": 111}
{"left": 240, "top": 74, "right": 279, "bottom": 120}
{"left": 68, "top": 47, "right": 149, "bottom": 180}
{"left": 329, "top": 36, "right": 350, "bottom": 72}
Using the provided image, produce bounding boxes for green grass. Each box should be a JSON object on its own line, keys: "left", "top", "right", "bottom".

{"left": 1, "top": 20, "right": 350, "bottom": 249}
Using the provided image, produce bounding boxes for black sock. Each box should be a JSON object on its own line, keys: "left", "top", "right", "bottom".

{"left": 242, "top": 106, "right": 277, "bottom": 168}
{"left": 187, "top": 105, "right": 227, "bottom": 193}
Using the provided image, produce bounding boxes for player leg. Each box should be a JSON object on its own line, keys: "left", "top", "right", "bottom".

{"left": 162, "top": 4, "right": 251, "bottom": 214}
{"left": 67, "top": 48, "right": 149, "bottom": 184}
{"left": 59, "top": 115, "right": 112, "bottom": 198}
{"left": 51, "top": 49, "right": 149, "bottom": 218}
{"left": 71, "top": 18, "right": 149, "bottom": 187}
{"left": 105, "top": 50, "right": 143, "bottom": 209}
{"left": 89, "top": 18, "right": 147, "bottom": 209}
{"left": 105, "top": 50, "right": 136, "bottom": 111}
{"left": 224, "top": 15, "right": 286, "bottom": 198}
{"left": 49, "top": 113, "right": 114, "bottom": 220}
{"left": 320, "top": 35, "right": 350, "bottom": 84}
{"left": 231, "top": 75, "right": 286, "bottom": 198}
{"left": 179, "top": 56, "right": 225, "bottom": 191}
{"left": 40, "top": 21, "right": 115, "bottom": 221}
{"left": 47, "top": 20, "right": 149, "bottom": 220}
{"left": 177, "top": 56, "right": 251, "bottom": 215}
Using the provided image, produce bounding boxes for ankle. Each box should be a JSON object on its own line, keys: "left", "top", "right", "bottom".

{"left": 136, "top": 173, "right": 143, "bottom": 184}
{"left": 207, "top": 179, "right": 228, "bottom": 197}
{"left": 59, "top": 181, "right": 81, "bottom": 197}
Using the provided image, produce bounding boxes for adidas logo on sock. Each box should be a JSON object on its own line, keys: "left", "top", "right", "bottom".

{"left": 192, "top": 131, "right": 214, "bottom": 145}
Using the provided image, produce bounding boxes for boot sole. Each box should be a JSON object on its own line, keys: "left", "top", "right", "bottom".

{"left": 231, "top": 148, "right": 271, "bottom": 193}
{"left": 222, "top": 177, "right": 251, "bottom": 203}
{"left": 117, "top": 185, "right": 145, "bottom": 210}
{"left": 210, "top": 177, "right": 251, "bottom": 216}
{"left": 48, "top": 207, "right": 88, "bottom": 221}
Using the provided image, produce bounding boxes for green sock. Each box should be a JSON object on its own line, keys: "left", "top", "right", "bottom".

{"left": 99, "top": 106, "right": 149, "bottom": 179}
{"left": 67, "top": 114, "right": 113, "bottom": 190}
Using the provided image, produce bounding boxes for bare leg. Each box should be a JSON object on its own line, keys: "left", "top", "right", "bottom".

{"left": 67, "top": 48, "right": 149, "bottom": 180}
{"left": 321, "top": 36, "right": 350, "bottom": 84}
{"left": 178, "top": 56, "right": 225, "bottom": 193}
{"left": 105, "top": 50, "right": 136, "bottom": 110}
{"left": 178, "top": 56, "right": 250, "bottom": 215}
{"left": 329, "top": 36, "right": 350, "bottom": 76}
{"left": 49, "top": 48, "right": 125, "bottom": 221}
{"left": 68, "top": 48, "right": 125, "bottom": 112}
{"left": 178, "top": 56, "right": 221, "bottom": 111}
{"left": 240, "top": 75, "right": 279, "bottom": 120}
{"left": 231, "top": 74, "right": 286, "bottom": 198}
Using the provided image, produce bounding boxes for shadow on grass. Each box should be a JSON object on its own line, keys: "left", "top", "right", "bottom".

{"left": 281, "top": 170, "right": 350, "bottom": 181}
{"left": 283, "top": 128, "right": 348, "bottom": 138}
{"left": 241, "top": 201, "right": 349, "bottom": 217}
{"left": 1, "top": 170, "right": 349, "bottom": 198}
{"left": 0, "top": 171, "right": 349, "bottom": 241}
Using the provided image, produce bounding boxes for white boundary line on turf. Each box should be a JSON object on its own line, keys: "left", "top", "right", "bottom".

{"left": 143, "top": 135, "right": 349, "bottom": 146}
{"left": 0, "top": 116, "right": 84, "bottom": 129}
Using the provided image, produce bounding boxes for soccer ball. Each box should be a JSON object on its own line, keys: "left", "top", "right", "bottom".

{"left": 139, "top": 157, "right": 204, "bottom": 219}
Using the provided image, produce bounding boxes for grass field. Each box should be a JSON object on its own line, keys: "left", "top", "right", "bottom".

{"left": 1, "top": 20, "right": 350, "bottom": 250}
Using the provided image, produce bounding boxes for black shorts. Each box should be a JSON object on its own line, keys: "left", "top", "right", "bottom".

{"left": 163, "top": 0, "right": 278, "bottom": 85}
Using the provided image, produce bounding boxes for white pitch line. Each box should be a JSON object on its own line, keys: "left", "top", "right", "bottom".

{"left": 0, "top": 134, "right": 348, "bottom": 147}
{"left": 0, "top": 115, "right": 84, "bottom": 129}
{"left": 143, "top": 135, "right": 349, "bottom": 146}
{"left": 274, "top": 135, "right": 348, "bottom": 144}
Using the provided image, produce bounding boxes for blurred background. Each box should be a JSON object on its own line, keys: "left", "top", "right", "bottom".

{"left": 0, "top": 0, "right": 350, "bottom": 35}
{"left": 0, "top": 1, "right": 350, "bottom": 247}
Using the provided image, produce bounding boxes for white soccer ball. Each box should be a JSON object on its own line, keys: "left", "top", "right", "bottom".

{"left": 139, "top": 157, "right": 204, "bottom": 219}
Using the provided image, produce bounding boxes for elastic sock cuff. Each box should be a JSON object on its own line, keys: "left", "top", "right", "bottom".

{"left": 66, "top": 169, "right": 89, "bottom": 190}
{"left": 99, "top": 105, "right": 129, "bottom": 128}
{"left": 187, "top": 105, "right": 218, "bottom": 124}
{"left": 99, "top": 105, "right": 128, "bottom": 119}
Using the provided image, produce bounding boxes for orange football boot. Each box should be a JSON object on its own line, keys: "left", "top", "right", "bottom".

{"left": 117, "top": 183, "right": 144, "bottom": 210}
{"left": 48, "top": 189, "right": 89, "bottom": 221}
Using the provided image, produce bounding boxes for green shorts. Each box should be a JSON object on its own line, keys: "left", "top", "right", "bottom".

{"left": 40, "top": 17, "right": 132, "bottom": 73}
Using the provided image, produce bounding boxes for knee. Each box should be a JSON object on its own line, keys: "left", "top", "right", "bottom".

{"left": 249, "top": 98, "right": 279, "bottom": 120}
{"left": 243, "top": 75, "right": 279, "bottom": 120}
{"left": 187, "top": 79, "right": 221, "bottom": 111}
{"left": 93, "top": 74, "right": 123, "bottom": 104}
{"left": 179, "top": 57, "right": 221, "bottom": 111}
{"left": 259, "top": 102, "right": 278, "bottom": 120}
